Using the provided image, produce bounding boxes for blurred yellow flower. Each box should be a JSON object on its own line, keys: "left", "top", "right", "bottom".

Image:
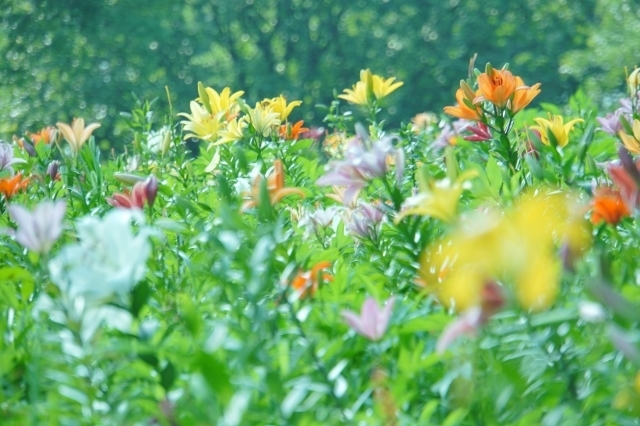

{"left": 395, "top": 169, "right": 477, "bottom": 224}
{"left": 419, "top": 190, "right": 589, "bottom": 312}
{"left": 178, "top": 101, "right": 220, "bottom": 141}
{"left": 56, "top": 118, "right": 101, "bottom": 155}
{"left": 245, "top": 102, "right": 281, "bottom": 137}
{"left": 618, "top": 119, "right": 640, "bottom": 154}
{"left": 530, "top": 115, "right": 583, "bottom": 148}
{"left": 267, "top": 95, "right": 302, "bottom": 121}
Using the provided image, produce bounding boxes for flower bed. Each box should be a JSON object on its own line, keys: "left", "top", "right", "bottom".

{"left": 1, "top": 63, "right": 640, "bottom": 424}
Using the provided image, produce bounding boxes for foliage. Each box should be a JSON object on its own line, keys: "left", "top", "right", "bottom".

{"left": 1, "top": 0, "right": 602, "bottom": 149}
{"left": 1, "top": 57, "right": 640, "bottom": 425}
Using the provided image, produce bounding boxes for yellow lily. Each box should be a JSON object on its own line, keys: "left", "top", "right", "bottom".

{"left": 618, "top": 119, "right": 640, "bottom": 154}
{"left": 212, "top": 118, "right": 247, "bottom": 147}
{"left": 198, "top": 83, "right": 244, "bottom": 120}
{"left": 418, "top": 190, "right": 589, "bottom": 312}
{"left": 245, "top": 102, "right": 281, "bottom": 137}
{"left": 178, "top": 101, "right": 220, "bottom": 142}
{"left": 56, "top": 118, "right": 101, "bottom": 155}
{"left": 267, "top": 95, "right": 302, "bottom": 121}
{"left": 395, "top": 170, "right": 477, "bottom": 224}
{"left": 339, "top": 69, "right": 403, "bottom": 106}
{"left": 530, "top": 115, "right": 583, "bottom": 148}
{"left": 371, "top": 74, "right": 403, "bottom": 100}
{"left": 338, "top": 80, "right": 369, "bottom": 106}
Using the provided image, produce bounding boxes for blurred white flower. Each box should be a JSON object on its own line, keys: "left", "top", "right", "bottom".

{"left": 8, "top": 200, "right": 66, "bottom": 254}
{"left": 578, "top": 301, "right": 606, "bottom": 323}
{"left": 48, "top": 209, "right": 152, "bottom": 301}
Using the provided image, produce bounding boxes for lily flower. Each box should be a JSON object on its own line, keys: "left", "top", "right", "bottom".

{"left": 395, "top": 170, "right": 477, "bottom": 224}
{"left": 0, "top": 143, "right": 26, "bottom": 175}
{"left": 291, "top": 261, "right": 332, "bottom": 298}
{"left": 8, "top": 200, "right": 66, "bottom": 254}
{"left": 419, "top": 190, "right": 588, "bottom": 312}
{"left": 326, "top": 186, "right": 360, "bottom": 209}
{"left": 0, "top": 173, "right": 29, "bottom": 200}
{"left": 371, "top": 74, "right": 403, "bottom": 100}
{"left": 27, "top": 126, "right": 58, "bottom": 145}
{"left": 241, "top": 159, "right": 305, "bottom": 211}
{"left": 279, "top": 120, "right": 309, "bottom": 141}
{"left": 317, "top": 133, "right": 395, "bottom": 205}
{"left": 178, "top": 101, "right": 220, "bottom": 142}
{"left": 199, "top": 85, "right": 244, "bottom": 120}
{"left": 530, "top": 114, "right": 583, "bottom": 148}
{"left": 339, "top": 69, "right": 403, "bottom": 106}
{"left": 267, "top": 95, "right": 302, "bottom": 121}
{"left": 56, "top": 118, "right": 101, "bottom": 155}
{"left": 245, "top": 102, "right": 281, "bottom": 137}
{"left": 474, "top": 67, "right": 517, "bottom": 109}
{"left": 591, "top": 187, "right": 630, "bottom": 225}
{"left": 342, "top": 296, "right": 395, "bottom": 341}
{"left": 510, "top": 76, "right": 541, "bottom": 114}
{"left": 607, "top": 148, "right": 640, "bottom": 211}
{"left": 213, "top": 118, "right": 247, "bottom": 147}
{"left": 436, "top": 282, "right": 504, "bottom": 353}
{"left": 463, "top": 122, "right": 492, "bottom": 142}
{"left": 347, "top": 202, "right": 385, "bottom": 240}
{"left": 444, "top": 86, "right": 483, "bottom": 121}
{"left": 309, "top": 206, "right": 341, "bottom": 231}
{"left": 618, "top": 118, "right": 640, "bottom": 154}
{"left": 596, "top": 110, "right": 623, "bottom": 135}
{"left": 108, "top": 176, "right": 158, "bottom": 210}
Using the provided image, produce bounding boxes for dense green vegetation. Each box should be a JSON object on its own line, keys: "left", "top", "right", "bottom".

{"left": 3, "top": 0, "right": 638, "bottom": 149}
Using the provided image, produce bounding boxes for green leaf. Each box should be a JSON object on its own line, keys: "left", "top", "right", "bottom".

{"left": 197, "top": 351, "right": 233, "bottom": 404}
{"left": 160, "top": 361, "right": 176, "bottom": 391}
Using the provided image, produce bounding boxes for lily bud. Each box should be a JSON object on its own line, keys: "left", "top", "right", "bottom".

{"left": 47, "top": 161, "right": 60, "bottom": 181}
{"left": 628, "top": 67, "right": 640, "bottom": 97}
{"left": 144, "top": 176, "right": 158, "bottom": 208}
{"left": 113, "top": 173, "right": 147, "bottom": 185}
{"left": 161, "top": 130, "right": 172, "bottom": 156}
{"left": 22, "top": 139, "right": 37, "bottom": 157}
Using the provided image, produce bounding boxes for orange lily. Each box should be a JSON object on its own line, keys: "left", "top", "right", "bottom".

{"left": 0, "top": 173, "right": 29, "bottom": 200}
{"left": 444, "top": 87, "right": 483, "bottom": 121}
{"left": 241, "top": 159, "right": 305, "bottom": 211}
{"left": 510, "top": 77, "right": 541, "bottom": 114}
{"left": 27, "top": 126, "right": 58, "bottom": 145}
{"left": 475, "top": 68, "right": 517, "bottom": 109}
{"left": 291, "top": 261, "right": 333, "bottom": 298}
{"left": 279, "top": 120, "right": 309, "bottom": 141}
{"left": 591, "top": 187, "right": 630, "bottom": 225}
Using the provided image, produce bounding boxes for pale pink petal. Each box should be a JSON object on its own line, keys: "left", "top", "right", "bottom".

{"left": 342, "top": 310, "right": 366, "bottom": 337}
{"left": 435, "top": 307, "right": 482, "bottom": 354}
{"left": 376, "top": 297, "right": 395, "bottom": 339}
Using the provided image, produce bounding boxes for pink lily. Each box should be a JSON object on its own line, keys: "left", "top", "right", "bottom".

{"left": 342, "top": 296, "right": 395, "bottom": 341}
{"left": 8, "top": 200, "right": 66, "bottom": 254}
{"left": 463, "top": 122, "right": 492, "bottom": 141}
{"left": 108, "top": 176, "right": 158, "bottom": 210}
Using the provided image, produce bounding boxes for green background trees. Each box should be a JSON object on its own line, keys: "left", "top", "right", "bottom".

{"left": 1, "top": 0, "right": 634, "bottom": 148}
